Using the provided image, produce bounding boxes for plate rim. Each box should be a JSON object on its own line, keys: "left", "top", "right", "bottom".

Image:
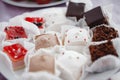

{"left": 2, "top": 0, "right": 68, "bottom": 8}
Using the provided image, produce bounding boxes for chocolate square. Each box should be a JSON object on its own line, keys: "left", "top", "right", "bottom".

{"left": 89, "top": 40, "right": 118, "bottom": 62}
{"left": 85, "top": 6, "right": 108, "bottom": 28}
{"left": 66, "top": 1, "right": 85, "bottom": 20}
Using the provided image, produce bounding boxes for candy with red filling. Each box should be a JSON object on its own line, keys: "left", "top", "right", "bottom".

{"left": 89, "top": 40, "right": 118, "bottom": 62}
{"left": 84, "top": 6, "right": 108, "bottom": 28}
{"left": 29, "top": 53, "right": 55, "bottom": 74}
{"left": 35, "top": 34, "right": 60, "bottom": 50}
{"left": 66, "top": 1, "right": 85, "bottom": 20}
{"left": 92, "top": 25, "right": 119, "bottom": 41}
{"left": 3, "top": 43, "right": 27, "bottom": 70}
{"left": 25, "top": 17, "right": 45, "bottom": 29}
{"left": 4, "top": 26, "right": 27, "bottom": 40}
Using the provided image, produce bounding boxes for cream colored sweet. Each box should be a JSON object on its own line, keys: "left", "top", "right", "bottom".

{"left": 29, "top": 53, "right": 55, "bottom": 74}
{"left": 57, "top": 50, "right": 87, "bottom": 80}
{"left": 64, "top": 27, "right": 90, "bottom": 46}
{"left": 35, "top": 34, "right": 60, "bottom": 50}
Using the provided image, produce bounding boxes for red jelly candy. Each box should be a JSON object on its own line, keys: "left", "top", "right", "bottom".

{"left": 25, "top": 17, "right": 34, "bottom": 23}
{"left": 3, "top": 43, "right": 27, "bottom": 61}
{"left": 4, "top": 26, "right": 27, "bottom": 40}
{"left": 25, "top": 17, "right": 45, "bottom": 29}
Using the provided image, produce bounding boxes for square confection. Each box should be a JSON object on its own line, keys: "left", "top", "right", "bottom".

{"left": 92, "top": 25, "right": 119, "bottom": 41}
{"left": 25, "top": 17, "right": 45, "bottom": 29}
{"left": 3, "top": 43, "right": 27, "bottom": 70}
{"left": 4, "top": 26, "right": 27, "bottom": 40}
{"left": 66, "top": 1, "right": 85, "bottom": 20}
{"left": 29, "top": 54, "right": 55, "bottom": 74}
{"left": 35, "top": 34, "right": 60, "bottom": 50}
{"left": 89, "top": 40, "right": 118, "bottom": 62}
{"left": 85, "top": 6, "right": 108, "bottom": 28}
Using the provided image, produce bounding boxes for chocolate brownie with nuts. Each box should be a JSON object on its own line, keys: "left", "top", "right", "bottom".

{"left": 89, "top": 40, "right": 118, "bottom": 62}
{"left": 92, "top": 25, "right": 119, "bottom": 41}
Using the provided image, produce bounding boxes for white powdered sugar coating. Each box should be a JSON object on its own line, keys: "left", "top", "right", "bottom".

{"left": 64, "top": 27, "right": 90, "bottom": 46}
{"left": 57, "top": 50, "right": 88, "bottom": 80}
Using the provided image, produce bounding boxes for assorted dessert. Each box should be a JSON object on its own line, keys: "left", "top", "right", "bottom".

{"left": 57, "top": 50, "right": 87, "bottom": 80}
{"left": 63, "top": 27, "right": 90, "bottom": 46}
{"left": 0, "top": 0, "right": 120, "bottom": 80}
{"left": 84, "top": 6, "right": 108, "bottom": 28}
{"left": 3, "top": 43, "right": 27, "bottom": 70}
{"left": 66, "top": 1, "right": 85, "bottom": 20}
{"left": 92, "top": 25, "right": 119, "bottom": 41}
{"left": 29, "top": 53, "right": 55, "bottom": 74}
{"left": 35, "top": 34, "right": 60, "bottom": 50}
{"left": 25, "top": 17, "right": 45, "bottom": 29}
{"left": 89, "top": 40, "right": 118, "bottom": 62}
{"left": 4, "top": 26, "right": 27, "bottom": 40}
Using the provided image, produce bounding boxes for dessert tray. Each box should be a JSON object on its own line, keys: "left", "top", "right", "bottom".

{"left": 0, "top": 0, "right": 120, "bottom": 80}
{"left": 2, "top": 0, "right": 68, "bottom": 8}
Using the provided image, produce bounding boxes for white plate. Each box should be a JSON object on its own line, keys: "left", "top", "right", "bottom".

{"left": 0, "top": 1, "right": 94, "bottom": 79}
{"left": 2, "top": 0, "right": 68, "bottom": 8}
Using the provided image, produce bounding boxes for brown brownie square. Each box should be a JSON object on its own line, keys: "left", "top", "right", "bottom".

{"left": 92, "top": 25, "right": 119, "bottom": 41}
{"left": 89, "top": 40, "right": 118, "bottom": 62}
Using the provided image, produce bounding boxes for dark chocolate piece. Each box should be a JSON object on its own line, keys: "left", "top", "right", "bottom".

{"left": 92, "top": 25, "right": 119, "bottom": 41}
{"left": 85, "top": 6, "right": 108, "bottom": 28}
{"left": 66, "top": 1, "right": 85, "bottom": 20}
{"left": 89, "top": 40, "right": 118, "bottom": 62}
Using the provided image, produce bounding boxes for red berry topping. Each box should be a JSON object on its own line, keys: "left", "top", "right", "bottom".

{"left": 3, "top": 43, "right": 27, "bottom": 61}
{"left": 4, "top": 26, "right": 27, "bottom": 40}
{"left": 25, "top": 17, "right": 34, "bottom": 23}
{"left": 25, "top": 17, "right": 45, "bottom": 29}
{"left": 35, "top": 0, "right": 52, "bottom": 4}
